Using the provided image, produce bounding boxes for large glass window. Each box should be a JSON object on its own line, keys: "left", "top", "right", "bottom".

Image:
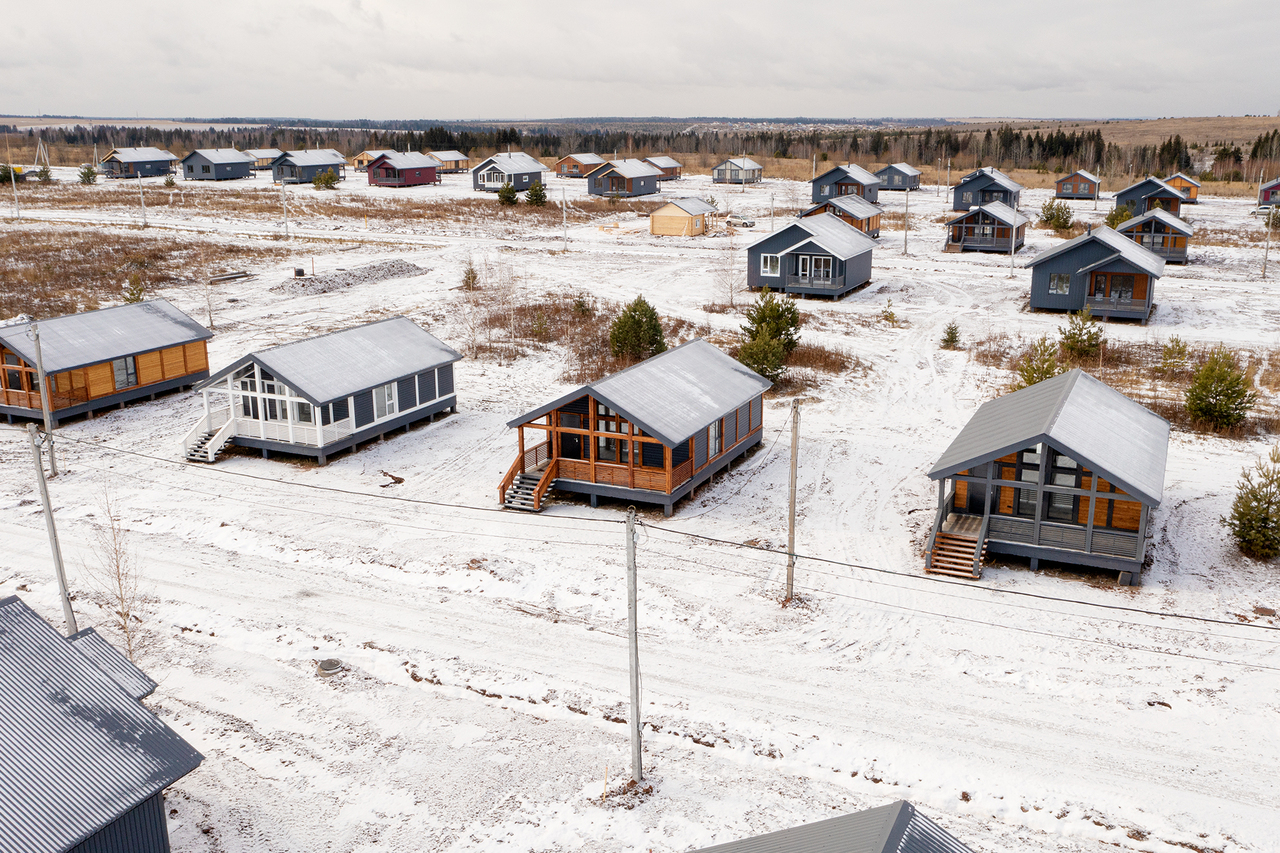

{"left": 1049, "top": 273, "right": 1071, "bottom": 295}
{"left": 111, "top": 356, "right": 137, "bottom": 390}
{"left": 709, "top": 420, "right": 721, "bottom": 457}
{"left": 760, "top": 254, "right": 780, "bottom": 276}
{"left": 374, "top": 382, "right": 395, "bottom": 419}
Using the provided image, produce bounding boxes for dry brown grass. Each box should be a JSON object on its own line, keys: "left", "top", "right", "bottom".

{"left": 788, "top": 341, "right": 855, "bottom": 373}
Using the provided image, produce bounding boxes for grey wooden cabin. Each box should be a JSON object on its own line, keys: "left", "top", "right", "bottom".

{"left": 1115, "top": 208, "right": 1192, "bottom": 264}
{"left": 926, "top": 369, "right": 1168, "bottom": 586}
{"left": 271, "top": 149, "right": 348, "bottom": 184}
{"left": 585, "top": 158, "right": 662, "bottom": 197}
{"left": 472, "top": 152, "right": 546, "bottom": 192}
{"left": 501, "top": 339, "right": 770, "bottom": 516}
{"left": 1026, "top": 224, "right": 1164, "bottom": 321}
{"left": 0, "top": 595, "right": 203, "bottom": 853}
{"left": 643, "top": 155, "right": 682, "bottom": 180}
{"left": 246, "top": 148, "right": 284, "bottom": 170}
{"left": 746, "top": 212, "right": 876, "bottom": 298}
{"left": 712, "top": 157, "right": 763, "bottom": 184}
{"left": 875, "top": 162, "right": 922, "bottom": 190}
{"left": 691, "top": 800, "right": 974, "bottom": 853}
{"left": 429, "top": 150, "right": 470, "bottom": 172}
{"left": 554, "top": 152, "right": 606, "bottom": 177}
{"left": 800, "top": 194, "right": 882, "bottom": 237}
{"left": 181, "top": 148, "right": 254, "bottom": 181}
{"left": 98, "top": 146, "right": 178, "bottom": 178}
{"left": 811, "top": 163, "right": 880, "bottom": 203}
{"left": 1055, "top": 169, "right": 1100, "bottom": 199}
{"left": 944, "top": 202, "right": 1027, "bottom": 253}
{"left": 186, "top": 317, "right": 461, "bottom": 465}
{"left": 952, "top": 166, "right": 1022, "bottom": 210}
{"left": 1113, "top": 177, "right": 1187, "bottom": 217}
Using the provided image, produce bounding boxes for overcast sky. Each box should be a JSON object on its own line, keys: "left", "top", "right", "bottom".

{"left": 3, "top": 0, "right": 1277, "bottom": 122}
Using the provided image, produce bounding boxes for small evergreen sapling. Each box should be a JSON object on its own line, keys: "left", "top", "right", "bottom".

{"left": 78, "top": 164, "right": 97, "bottom": 184}
{"left": 940, "top": 322, "right": 961, "bottom": 350}
{"left": 1058, "top": 304, "right": 1105, "bottom": 361}
{"left": 312, "top": 168, "right": 339, "bottom": 190}
{"left": 1223, "top": 445, "right": 1280, "bottom": 560}
{"left": 737, "top": 334, "right": 787, "bottom": 382}
{"left": 1105, "top": 203, "right": 1134, "bottom": 229}
{"left": 609, "top": 296, "right": 666, "bottom": 361}
{"left": 497, "top": 181, "right": 518, "bottom": 206}
{"left": 524, "top": 181, "right": 547, "bottom": 207}
{"left": 741, "top": 287, "right": 800, "bottom": 355}
{"left": 1012, "top": 337, "right": 1064, "bottom": 390}
{"left": 1185, "top": 346, "right": 1255, "bottom": 430}
{"left": 1038, "top": 199, "right": 1074, "bottom": 231}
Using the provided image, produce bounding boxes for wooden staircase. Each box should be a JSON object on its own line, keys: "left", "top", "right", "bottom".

{"left": 927, "top": 531, "right": 986, "bottom": 579}
{"left": 184, "top": 430, "right": 222, "bottom": 464}
{"left": 503, "top": 472, "right": 544, "bottom": 511}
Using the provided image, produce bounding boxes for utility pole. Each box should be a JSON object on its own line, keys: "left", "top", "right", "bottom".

{"left": 770, "top": 193, "right": 775, "bottom": 232}
{"left": 1264, "top": 205, "right": 1274, "bottom": 279}
{"left": 946, "top": 158, "right": 951, "bottom": 196}
{"left": 936, "top": 157, "right": 941, "bottom": 196}
{"left": 562, "top": 187, "right": 568, "bottom": 251}
{"left": 30, "top": 322, "right": 57, "bottom": 476}
{"left": 625, "top": 508, "right": 643, "bottom": 783}
{"left": 280, "top": 176, "right": 290, "bottom": 240}
{"left": 903, "top": 182, "right": 909, "bottom": 255}
{"left": 137, "top": 173, "right": 147, "bottom": 228}
{"left": 785, "top": 400, "right": 799, "bottom": 602}
{"left": 5, "top": 133, "right": 19, "bottom": 220}
{"left": 1009, "top": 209, "right": 1017, "bottom": 278}
{"left": 28, "top": 424, "right": 77, "bottom": 635}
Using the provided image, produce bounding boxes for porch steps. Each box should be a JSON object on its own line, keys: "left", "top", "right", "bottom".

{"left": 926, "top": 532, "right": 986, "bottom": 579}
{"left": 184, "top": 430, "right": 222, "bottom": 464}
{"left": 503, "top": 473, "right": 544, "bottom": 512}
{"left": 942, "top": 242, "right": 963, "bottom": 253}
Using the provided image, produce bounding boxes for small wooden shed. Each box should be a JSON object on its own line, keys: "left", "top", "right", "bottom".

{"left": 810, "top": 163, "right": 880, "bottom": 204}
{"left": 271, "top": 150, "right": 348, "bottom": 184}
{"left": 1113, "top": 177, "right": 1187, "bottom": 216}
{"left": 430, "top": 150, "right": 471, "bottom": 172}
{"left": 952, "top": 167, "right": 1022, "bottom": 210}
{"left": 800, "top": 195, "right": 882, "bottom": 237}
{"left": 554, "top": 153, "right": 606, "bottom": 177}
{"left": 0, "top": 300, "right": 212, "bottom": 425}
{"left": 1115, "top": 208, "right": 1193, "bottom": 264}
{"left": 944, "top": 202, "right": 1028, "bottom": 254}
{"left": 472, "top": 152, "right": 546, "bottom": 192}
{"left": 926, "top": 369, "right": 1168, "bottom": 585}
{"left": 366, "top": 151, "right": 440, "bottom": 187}
{"left": 712, "top": 157, "right": 763, "bottom": 184}
{"left": 245, "top": 148, "right": 284, "bottom": 170}
{"left": 746, "top": 213, "right": 877, "bottom": 298}
{"left": 1164, "top": 172, "right": 1201, "bottom": 203}
{"left": 1055, "top": 169, "right": 1100, "bottom": 200}
{"left": 1258, "top": 176, "right": 1280, "bottom": 206}
{"left": 643, "top": 155, "right": 683, "bottom": 180}
{"left": 875, "top": 162, "right": 922, "bottom": 191}
{"left": 1026, "top": 224, "right": 1164, "bottom": 320}
{"left": 180, "top": 148, "right": 254, "bottom": 181}
{"left": 98, "top": 147, "right": 178, "bottom": 178}
{"left": 651, "top": 198, "right": 716, "bottom": 236}
{"left": 586, "top": 159, "right": 662, "bottom": 197}
{"left": 501, "top": 339, "right": 770, "bottom": 516}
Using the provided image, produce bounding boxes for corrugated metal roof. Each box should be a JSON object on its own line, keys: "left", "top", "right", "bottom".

{"left": 508, "top": 339, "right": 770, "bottom": 447}
{"left": 246, "top": 148, "right": 284, "bottom": 159}
{"left": 0, "top": 299, "right": 212, "bottom": 374}
{"left": 945, "top": 201, "right": 1028, "bottom": 228}
{"left": 752, "top": 212, "right": 878, "bottom": 261}
{"left": 275, "top": 150, "right": 348, "bottom": 167}
{"left": 802, "top": 194, "right": 882, "bottom": 221}
{"left": 1026, "top": 225, "right": 1165, "bottom": 278}
{"left": 369, "top": 151, "right": 442, "bottom": 170}
{"left": 476, "top": 152, "right": 546, "bottom": 174}
{"left": 0, "top": 596, "right": 203, "bottom": 853}
{"left": 958, "top": 167, "right": 1022, "bottom": 193}
{"left": 597, "top": 159, "right": 662, "bottom": 179}
{"left": 181, "top": 148, "right": 254, "bottom": 165}
{"left": 689, "top": 800, "right": 974, "bottom": 853}
{"left": 1166, "top": 171, "right": 1202, "bottom": 187}
{"left": 199, "top": 316, "right": 462, "bottom": 406}
{"left": 719, "top": 158, "right": 763, "bottom": 171}
{"left": 101, "top": 147, "right": 177, "bottom": 164}
{"left": 1117, "top": 176, "right": 1187, "bottom": 201}
{"left": 355, "top": 149, "right": 396, "bottom": 161}
{"left": 662, "top": 198, "right": 717, "bottom": 216}
{"left": 1117, "top": 207, "right": 1193, "bottom": 236}
{"left": 928, "top": 369, "right": 1169, "bottom": 506}
{"left": 644, "top": 155, "right": 683, "bottom": 169}
{"left": 561, "top": 153, "right": 607, "bottom": 165}
{"left": 430, "top": 150, "right": 469, "bottom": 163}
{"left": 834, "top": 164, "right": 881, "bottom": 186}
{"left": 881, "top": 162, "right": 922, "bottom": 177}
{"left": 69, "top": 628, "right": 157, "bottom": 701}
{"left": 1062, "top": 169, "right": 1100, "bottom": 184}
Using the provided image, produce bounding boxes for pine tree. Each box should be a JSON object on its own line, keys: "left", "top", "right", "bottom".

{"left": 1012, "top": 337, "right": 1064, "bottom": 390}
{"left": 1185, "top": 347, "right": 1255, "bottom": 430}
{"left": 497, "top": 181, "right": 518, "bottom": 206}
{"left": 78, "top": 164, "right": 97, "bottom": 184}
{"left": 940, "top": 322, "right": 961, "bottom": 350}
{"left": 609, "top": 296, "right": 666, "bottom": 361}
{"left": 1058, "top": 305, "right": 1105, "bottom": 361}
{"left": 1223, "top": 445, "right": 1280, "bottom": 560}
{"left": 737, "top": 334, "right": 787, "bottom": 382}
{"left": 524, "top": 181, "right": 547, "bottom": 207}
{"left": 1105, "top": 203, "right": 1134, "bottom": 229}
{"left": 741, "top": 287, "right": 801, "bottom": 355}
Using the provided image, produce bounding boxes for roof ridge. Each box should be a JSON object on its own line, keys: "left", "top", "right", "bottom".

{"left": 1044, "top": 368, "right": 1084, "bottom": 434}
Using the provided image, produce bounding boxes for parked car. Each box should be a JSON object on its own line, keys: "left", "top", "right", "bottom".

{"left": 725, "top": 215, "right": 755, "bottom": 228}
{"left": 1248, "top": 205, "right": 1275, "bottom": 217}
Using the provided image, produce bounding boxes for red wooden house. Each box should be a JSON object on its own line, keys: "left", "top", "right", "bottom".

{"left": 366, "top": 152, "right": 440, "bottom": 187}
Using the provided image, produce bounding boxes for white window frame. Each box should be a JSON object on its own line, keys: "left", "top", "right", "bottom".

{"left": 709, "top": 420, "right": 721, "bottom": 458}
{"left": 1048, "top": 273, "right": 1071, "bottom": 295}
{"left": 962, "top": 191, "right": 973, "bottom": 203}
{"left": 811, "top": 256, "right": 833, "bottom": 280}
{"left": 820, "top": 185, "right": 830, "bottom": 197}
{"left": 760, "top": 254, "right": 780, "bottom": 276}
{"left": 374, "top": 382, "right": 396, "bottom": 419}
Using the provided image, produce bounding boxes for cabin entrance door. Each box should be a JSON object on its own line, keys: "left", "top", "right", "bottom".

{"left": 797, "top": 256, "right": 810, "bottom": 281}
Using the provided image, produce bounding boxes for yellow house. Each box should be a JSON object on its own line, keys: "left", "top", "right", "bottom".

{"left": 1164, "top": 172, "right": 1201, "bottom": 203}
{"left": 651, "top": 198, "right": 716, "bottom": 236}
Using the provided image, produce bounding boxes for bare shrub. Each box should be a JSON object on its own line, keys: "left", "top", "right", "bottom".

{"left": 81, "top": 489, "right": 150, "bottom": 661}
{"left": 788, "top": 341, "right": 853, "bottom": 372}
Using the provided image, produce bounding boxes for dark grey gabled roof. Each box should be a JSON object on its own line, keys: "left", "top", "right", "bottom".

{"left": 1116, "top": 176, "right": 1187, "bottom": 201}
{"left": 747, "top": 213, "right": 879, "bottom": 261}
{"left": 101, "top": 147, "right": 178, "bottom": 164}
{"left": 0, "top": 596, "right": 202, "bottom": 853}
{"left": 272, "top": 149, "right": 348, "bottom": 168}
{"left": 474, "top": 152, "right": 547, "bottom": 174}
{"left": 689, "top": 800, "right": 973, "bottom": 853}
{"left": 815, "top": 163, "right": 881, "bottom": 187}
{"left": 1025, "top": 224, "right": 1165, "bottom": 278}
{"left": 644, "top": 155, "right": 683, "bottom": 169}
{"left": 660, "top": 197, "right": 717, "bottom": 216}
{"left": 876, "top": 162, "right": 922, "bottom": 178}
{"left": 180, "top": 148, "right": 254, "bottom": 165}
{"left": 508, "top": 339, "right": 770, "bottom": 447}
{"left": 928, "top": 369, "right": 1169, "bottom": 506}
{"left": 0, "top": 299, "right": 212, "bottom": 374}
{"left": 957, "top": 166, "right": 1022, "bottom": 193}
{"left": 1059, "top": 169, "right": 1100, "bottom": 184}
{"left": 69, "top": 628, "right": 157, "bottom": 701}
{"left": 198, "top": 316, "right": 461, "bottom": 406}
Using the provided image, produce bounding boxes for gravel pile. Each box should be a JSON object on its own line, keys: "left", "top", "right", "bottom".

{"left": 273, "top": 259, "right": 425, "bottom": 295}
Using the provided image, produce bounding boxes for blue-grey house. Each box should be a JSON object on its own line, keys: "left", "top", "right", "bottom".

{"left": 271, "top": 149, "right": 348, "bottom": 184}
{"left": 99, "top": 147, "right": 178, "bottom": 178}
{"left": 585, "top": 159, "right": 662, "bottom": 197}
{"left": 745, "top": 212, "right": 877, "bottom": 298}
{"left": 944, "top": 202, "right": 1028, "bottom": 253}
{"left": 1055, "top": 169, "right": 1100, "bottom": 199}
{"left": 1115, "top": 208, "right": 1193, "bottom": 264}
{"left": 472, "top": 152, "right": 547, "bottom": 192}
{"left": 1026, "top": 224, "right": 1165, "bottom": 320}
{"left": 712, "top": 157, "right": 763, "bottom": 184}
{"left": 181, "top": 148, "right": 254, "bottom": 181}
{"left": 952, "top": 167, "right": 1022, "bottom": 210}
{"left": 1113, "top": 177, "right": 1188, "bottom": 217}
{"left": 186, "top": 316, "right": 461, "bottom": 465}
{"left": 799, "top": 194, "right": 882, "bottom": 237}
{"left": 810, "top": 163, "right": 880, "bottom": 203}
{"left": 0, "top": 595, "right": 203, "bottom": 853}
{"left": 246, "top": 148, "right": 284, "bottom": 170}
{"left": 875, "top": 162, "right": 922, "bottom": 190}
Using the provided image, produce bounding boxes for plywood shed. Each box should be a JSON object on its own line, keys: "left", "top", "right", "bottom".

{"left": 650, "top": 197, "right": 716, "bottom": 236}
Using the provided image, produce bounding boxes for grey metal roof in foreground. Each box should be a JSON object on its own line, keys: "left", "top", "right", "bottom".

{"left": 0, "top": 596, "right": 202, "bottom": 853}
{"left": 661, "top": 197, "right": 717, "bottom": 216}
{"left": 69, "top": 628, "right": 157, "bottom": 701}
{"left": 749, "top": 212, "right": 879, "bottom": 261}
{"left": 477, "top": 152, "right": 547, "bottom": 174}
{"left": 802, "top": 193, "right": 882, "bottom": 220}
{"left": 101, "top": 147, "right": 178, "bottom": 163}
{"left": 946, "top": 201, "right": 1028, "bottom": 228}
{"left": 689, "top": 800, "right": 973, "bottom": 853}
{"left": 1117, "top": 207, "right": 1194, "bottom": 236}
{"left": 0, "top": 299, "right": 212, "bottom": 374}
{"left": 928, "top": 369, "right": 1169, "bottom": 506}
{"left": 508, "top": 338, "right": 771, "bottom": 447}
{"left": 1026, "top": 224, "right": 1166, "bottom": 279}
{"left": 198, "top": 316, "right": 462, "bottom": 406}
{"left": 181, "top": 148, "right": 253, "bottom": 165}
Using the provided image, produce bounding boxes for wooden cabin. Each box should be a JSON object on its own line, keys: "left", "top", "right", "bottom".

{"left": 690, "top": 801, "right": 975, "bottom": 853}
{"left": 0, "top": 300, "right": 212, "bottom": 426}
{"left": 1026, "top": 224, "right": 1164, "bottom": 321}
{"left": 650, "top": 198, "right": 715, "bottom": 236}
{"left": 643, "top": 155, "right": 683, "bottom": 180}
{"left": 0, "top": 595, "right": 203, "bottom": 853}
{"left": 810, "top": 163, "right": 880, "bottom": 204}
{"left": 925, "top": 369, "right": 1168, "bottom": 586}
{"left": 180, "top": 148, "right": 253, "bottom": 181}
{"left": 271, "top": 149, "right": 347, "bottom": 184}
{"left": 944, "top": 202, "right": 1027, "bottom": 253}
{"left": 1055, "top": 169, "right": 1100, "bottom": 200}
{"left": 712, "top": 157, "right": 763, "bottom": 184}
{"left": 1259, "top": 177, "right": 1280, "bottom": 206}
{"left": 745, "top": 213, "right": 876, "bottom": 298}
{"left": 245, "top": 148, "right": 284, "bottom": 170}
{"left": 1164, "top": 172, "right": 1201, "bottom": 203}
{"left": 352, "top": 149, "right": 396, "bottom": 171}
{"left": 799, "top": 194, "right": 882, "bottom": 237}
{"left": 1113, "top": 177, "right": 1187, "bottom": 216}
{"left": 429, "top": 150, "right": 471, "bottom": 172}
{"left": 366, "top": 151, "right": 440, "bottom": 187}
{"left": 554, "top": 153, "right": 606, "bottom": 177}
{"left": 98, "top": 147, "right": 178, "bottom": 178}
{"left": 875, "top": 162, "right": 922, "bottom": 191}
{"left": 586, "top": 159, "right": 662, "bottom": 197}
{"left": 1115, "top": 208, "right": 1192, "bottom": 264}
{"left": 472, "top": 152, "right": 546, "bottom": 192}
{"left": 501, "top": 339, "right": 770, "bottom": 516}
{"left": 952, "top": 167, "right": 1022, "bottom": 211}
{"left": 186, "top": 317, "right": 460, "bottom": 465}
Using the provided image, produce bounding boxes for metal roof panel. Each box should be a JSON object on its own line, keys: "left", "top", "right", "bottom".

{"left": 1025, "top": 225, "right": 1165, "bottom": 278}
{"left": 690, "top": 800, "right": 974, "bottom": 853}
{"left": 69, "top": 628, "right": 157, "bottom": 700}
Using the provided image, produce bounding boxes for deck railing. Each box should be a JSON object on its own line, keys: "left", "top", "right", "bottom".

{"left": 498, "top": 440, "right": 551, "bottom": 503}
{"left": 785, "top": 274, "right": 845, "bottom": 291}
{"left": 1086, "top": 294, "right": 1148, "bottom": 313}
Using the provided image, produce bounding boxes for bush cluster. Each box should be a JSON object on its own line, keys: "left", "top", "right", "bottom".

{"left": 608, "top": 296, "right": 666, "bottom": 361}
{"left": 1039, "top": 199, "right": 1074, "bottom": 231}
{"left": 1058, "top": 305, "right": 1104, "bottom": 360}
{"left": 1185, "top": 347, "right": 1255, "bottom": 430}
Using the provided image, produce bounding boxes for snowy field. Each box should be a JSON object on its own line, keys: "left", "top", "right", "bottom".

{"left": 2, "top": 167, "right": 1279, "bottom": 853}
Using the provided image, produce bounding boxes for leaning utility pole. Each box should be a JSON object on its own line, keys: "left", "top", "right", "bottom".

{"left": 30, "top": 322, "right": 57, "bottom": 476}
{"left": 1264, "top": 206, "right": 1274, "bottom": 279}
{"left": 137, "top": 174, "right": 147, "bottom": 227}
{"left": 625, "top": 508, "right": 643, "bottom": 783}
{"left": 6, "top": 132, "right": 19, "bottom": 220}
{"left": 785, "top": 400, "right": 799, "bottom": 601}
{"left": 280, "top": 176, "right": 290, "bottom": 240}
{"left": 28, "top": 424, "right": 77, "bottom": 635}
{"left": 903, "top": 184, "right": 910, "bottom": 255}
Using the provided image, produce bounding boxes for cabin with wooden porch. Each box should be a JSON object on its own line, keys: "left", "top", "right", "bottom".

{"left": 366, "top": 152, "right": 440, "bottom": 187}
{"left": 810, "top": 164, "right": 880, "bottom": 204}
{"left": 943, "top": 202, "right": 1027, "bottom": 253}
{"left": 1259, "top": 176, "right": 1280, "bottom": 206}
{"left": 185, "top": 317, "right": 460, "bottom": 465}
{"left": 271, "top": 150, "right": 347, "bottom": 184}
{"left": 651, "top": 198, "right": 716, "bottom": 236}
{"left": 1164, "top": 172, "right": 1201, "bottom": 203}
{"left": 875, "top": 162, "right": 921, "bottom": 191}
{"left": 643, "top": 155, "right": 683, "bottom": 180}
{"left": 1113, "top": 176, "right": 1187, "bottom": 216}
{"left": 429, "top": 150, "right": 470, "bottom": 172}
{"left": 500, "top": 339, "right": 770, "bottom": 516}
{"left": 746, "top": 213, "right": 877, "bottom": 298}
{"left": 1115, "top": 208, "right": 1192, "bottom": 264}
{"left": 0, "top": 300, "right": 212, "bottom": 426}
{"left": 952, "top": 167, "right": 1022, "bottom": 211}
{"left": 1054, "top": 169, "right": 1100, "bottom": 200}
{"left": 712, "top": 158, "right": 763, "bottom": 184}
{"left": 586, "top": 159, "right": 662, "bottom": 197}
{"left": 926, "top": 369, "right": 1168, "bottom": 586}
{"left": 799, "top": 194, "right": 882, "bottom": 237}
{"left": 1027, "top": 224, "right": 1164, "bottom": 321}
{"left": 99, "top": 147, "right": 178, "bottom": 178}
{"left": 554, "top": 153, "right": 606, "bottom": 177}
{"left": 245, "top": 148, "right": 284, "bottom": 170}
{"left": 352, "top": 149, "right": 396, "bottom": 171}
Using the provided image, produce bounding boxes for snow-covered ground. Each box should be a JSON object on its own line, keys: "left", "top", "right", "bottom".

{"left": 2, "top": 169, "right": 1279, "bottom": 853}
